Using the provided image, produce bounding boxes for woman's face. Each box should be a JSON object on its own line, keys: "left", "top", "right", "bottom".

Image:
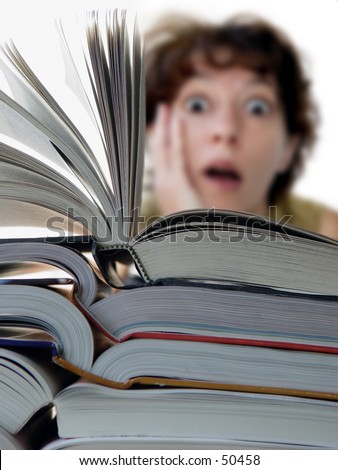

{"left": 171, "top": 65, "right": 297, "bottom": 215}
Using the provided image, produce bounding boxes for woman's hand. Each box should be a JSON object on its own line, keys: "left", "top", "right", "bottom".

{"left": 149, "top": 104, "right": 203, "bottom": 215}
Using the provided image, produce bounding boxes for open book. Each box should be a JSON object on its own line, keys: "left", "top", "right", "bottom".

{"left": 0, "top": 347, "right": 70, "bottom": 436}
{"left": 2, "top": 216, "right": 338, "bottom": 294}
{"left": 1, "top": 283, "right": 337, "bottom": 400}
{"left": 0, "top": 9, "right": 145, "bottom": 248}
{"left": 3, "top": 346, "right": 336, "bottom": 450}
{"left": 1, "top": 11, "right": 338, "bottom": 292}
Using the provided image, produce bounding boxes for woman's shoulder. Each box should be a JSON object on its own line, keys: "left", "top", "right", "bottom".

{"left": 275, "top": 193, "right": 338, "bottom": 239}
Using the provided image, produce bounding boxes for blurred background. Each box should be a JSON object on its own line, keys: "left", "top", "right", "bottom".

{"left": 0, "top": 0, "right": 337, "bottom": 211}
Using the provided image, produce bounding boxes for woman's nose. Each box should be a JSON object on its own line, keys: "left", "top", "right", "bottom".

{"left": 210, "top": 108, "right": 239, "bottom": 145}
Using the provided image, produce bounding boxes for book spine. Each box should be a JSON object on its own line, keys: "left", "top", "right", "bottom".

{"left": 93, "top": 242, "right": 150, "bottom": 287}
{"left": 0, "top": 338, "right": 59, "bottom": 356}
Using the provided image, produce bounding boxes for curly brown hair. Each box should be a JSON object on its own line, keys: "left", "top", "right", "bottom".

{"left": 145, "top": 13, "right": 318, "bottom": 203}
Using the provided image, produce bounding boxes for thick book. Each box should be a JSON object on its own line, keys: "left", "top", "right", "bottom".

{"left": 1, "top": 284, "right": 337, "bottom": 400}
{"left": 0, "top": 241, "right": 99, "bottom": 305}
{"left": 3, "top": 329, "right": 335, "bottom": 450}
{"left": 0, "top": 11, "right": 338, "bottom": 294}
{"left": 0, "top": 285, "right": 94, "bottom": 371}
{"left": 2, "top": 342, "right": 336, "bottom": 449}
{"left": 52, "top": 382, "right": 338, "bottom": 449}
{"left": 0, "top": 347, "right": 71, "bottom": 435}
{"left": 2, "top": 213, "right": 338, "bottom": 294}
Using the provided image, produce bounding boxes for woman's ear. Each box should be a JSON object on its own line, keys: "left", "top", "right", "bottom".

{"left": 278, "top": 135, "right": 300, "bottom": 173}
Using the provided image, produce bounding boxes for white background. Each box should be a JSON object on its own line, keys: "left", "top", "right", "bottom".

{"left": 0, "top": 0, "right": 337, "bottom": 210}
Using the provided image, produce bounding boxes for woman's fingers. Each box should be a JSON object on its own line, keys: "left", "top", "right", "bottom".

{"left": 149, "top": 104, "right": 203, "bottom": 214}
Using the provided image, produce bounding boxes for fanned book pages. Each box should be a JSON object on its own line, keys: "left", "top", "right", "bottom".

{"left": 0, "top": 9, "right": 144, "bottom": 249}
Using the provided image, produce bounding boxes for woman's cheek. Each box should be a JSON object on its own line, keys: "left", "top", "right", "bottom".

{"left": 184, "top": 118, "right": 204, "bottom": 157}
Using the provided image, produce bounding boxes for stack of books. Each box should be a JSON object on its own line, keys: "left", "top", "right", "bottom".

{"left": 0, "top": 10, "right": 337, "bottom": 450}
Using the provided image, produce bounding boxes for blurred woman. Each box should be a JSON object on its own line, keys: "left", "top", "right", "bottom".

{"left": 144, "top": 13, "right": 338, "bottom": 238}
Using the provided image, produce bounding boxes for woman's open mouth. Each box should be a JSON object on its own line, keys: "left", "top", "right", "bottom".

{"left": 203, "top": 164, "right": 242, "bottom": 190}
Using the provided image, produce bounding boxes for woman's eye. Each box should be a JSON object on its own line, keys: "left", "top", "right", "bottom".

{"left": 185, "top": 96, "right": 209, "bottom": 113}
{"left": 246, "top": 99, "right": 270, "bottom": 116}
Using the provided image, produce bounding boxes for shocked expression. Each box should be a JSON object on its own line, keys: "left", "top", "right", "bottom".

{"left": 172, "top": 65, "right": 297, "bottom": 215}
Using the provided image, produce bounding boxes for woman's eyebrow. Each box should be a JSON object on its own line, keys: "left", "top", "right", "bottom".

{"left": 190, "top": 72, "right": 276, "bottom": 86}
{"left": 181, "top": 73, "right": 278, "bottom": 95}
{"left": 246, "top": 76, "right": 277, "bottom": 90}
